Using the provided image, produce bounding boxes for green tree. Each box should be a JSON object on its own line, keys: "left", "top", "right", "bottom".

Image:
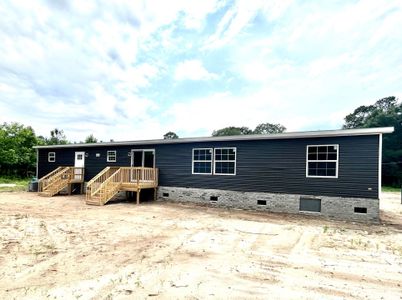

{"left": 0, "top": 122, "right": 38, "bottom": 177}
{"left": 212, "top": 123, "right": 286, "bottom": 136}
{"left": 212, "top": 126, "right": 253, "bottom": 136}
{"left": 343, "top": 96, "right": 402, "bottom": 186}
{"left": 163, "top": 131, "right": 179, "bottom": 139}
{"left": 47, "top": 128, "right": 68, "bottom": 145}
{"left": 253, "top": 123, "right": 286, "bottom": 134}
{"left": 85, "top": 134, "right": 98, "bottom": 143}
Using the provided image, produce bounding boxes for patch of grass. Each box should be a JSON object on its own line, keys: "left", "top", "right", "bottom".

{"left": 0, "top": 176, "right": 31, "bottom": 184}
{"left": 382, "top": 186, "right": 401, "bottom": 193}
{"left": 0, "top": 176, "right": 30, "bottom": 192}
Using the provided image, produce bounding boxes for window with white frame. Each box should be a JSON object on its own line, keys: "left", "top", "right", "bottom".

{"left": 192, "top": 148, "right": 212, "bottom": 174}
{"left": 214, "top": 147, "right": 236, "bottom": 175}
{"left": 48, "top": 152, "right": 56, "bottom": 162}
{"left": 307, "top": 145, "right": 338, "bottom": 178}
{"left": 107, "top": 150, "right": 117, "bottom": 162}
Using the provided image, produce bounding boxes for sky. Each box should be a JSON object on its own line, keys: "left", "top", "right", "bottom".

{"left": 0, "top": 0, "right": 401, "bottom": 142}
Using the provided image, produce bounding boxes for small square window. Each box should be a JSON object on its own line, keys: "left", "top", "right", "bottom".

{"left": 48, "top": 152, "right": 56, "bottom": 162}
{"left": 107, "top": 151, "right": 117, "bottom": 162}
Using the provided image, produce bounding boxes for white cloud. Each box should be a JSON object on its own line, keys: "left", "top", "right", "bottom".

{"left": 204, "top": 0, "right": 262, "bottom": 49}
{"left": 1, "top": 0, "right": 402, "bottom": 142}
{"left": 174, "top": 59, "right": 218, "bottom": 81}
{"left": 204, "top": 0, "right": 294, "bottom": 49}
{"left": 165, "top": 89, "right": 289, "bottom": 136}
{"left": 180, "top": 0, "right": 224, "bottom": 30}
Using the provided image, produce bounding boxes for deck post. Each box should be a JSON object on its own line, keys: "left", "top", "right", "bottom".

{"left": 154, "top": 188, "right": 157, "bottom": 201}
{"left": 136, "top": 189, "right": 141, "bottom": 205}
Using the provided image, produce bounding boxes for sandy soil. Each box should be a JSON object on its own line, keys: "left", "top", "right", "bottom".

{"left": 0, "top": 192, "right": 401, "bottom": 300}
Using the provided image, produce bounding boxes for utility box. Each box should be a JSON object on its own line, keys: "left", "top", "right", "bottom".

{"left": 29, "top": 180, "right": 38, "bottom": 192}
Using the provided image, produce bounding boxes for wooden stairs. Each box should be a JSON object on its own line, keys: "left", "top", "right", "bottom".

{"left": 86, "top": 167, "right": 158, "bottom": 206}
{"left": 38, "top": 167, "right": 85, "bottom": 197}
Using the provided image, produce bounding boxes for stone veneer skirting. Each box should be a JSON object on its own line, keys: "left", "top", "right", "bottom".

{"left": 157, "top": 186, "right": 379, "bottom": 222}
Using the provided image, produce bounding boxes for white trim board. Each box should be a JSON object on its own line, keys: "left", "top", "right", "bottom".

{"left": 378, "top": 134, "right": 382, "bottom": 199}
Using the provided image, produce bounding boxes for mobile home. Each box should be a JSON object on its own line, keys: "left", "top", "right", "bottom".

{"left": 34, "top": 127, "right": 394, "bottom": 222}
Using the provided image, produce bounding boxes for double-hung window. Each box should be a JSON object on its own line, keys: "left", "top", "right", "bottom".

{"left": 214, "top": 148, "right": 236, "bottom": 175}
{"left": 192, "top": 147, "right": 237, "bottom": 175}
{"left": 306, "top": 145, "right": 338, "bottom": 178}
{"left": 192, "top": 148, "right": 212, "bottom": 174}
{"left": 107, "top": 150, "right": 117, "bottom": 162}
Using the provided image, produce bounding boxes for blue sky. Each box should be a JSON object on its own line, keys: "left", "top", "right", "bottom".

{"left": 0, "top": 0, "right": 401, "bottom": 142}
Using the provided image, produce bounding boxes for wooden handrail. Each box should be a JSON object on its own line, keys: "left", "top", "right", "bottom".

{"left": 42, "top": 167, "right": 84, "bottom": 189}
{"left": 87, "top": 167, "right": 110, "bottom": 186}
{"left": 86, "top": 167, "right": 159, "bottom": 205}
{"left": 39, "top": 166, "right": 84, "bottom": 194}
{"left": 91, "top": 169, "right": 120, "bottom": 196}
{"left": 119, "top": 167, "right": 158, "bottom": 182}
{"left": 86, "top": 167, "right": 118, "bottom": 198}
{"left": 38, "top": 166, "right": 64, "bottom": 182}
{"left": 40, "top": 167, "right": 69, "bottom": 192}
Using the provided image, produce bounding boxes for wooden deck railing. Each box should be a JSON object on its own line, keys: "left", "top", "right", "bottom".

{"left": 98, "top": 168, "right": 122, "bottom": 203}
{"left": 38, "top": 167, "right": 85, "bottom": 195}
{"left": 86, "top": 167, "right": 119, "bottom": 199}
{"left": 120, "top": 167, "right": 158, "bottom": 184}
{"left": 85, "top": 167, "right": 158, "bottom": 205}
{"left": 38, "top": 167, "right": 65, "bottom": 192}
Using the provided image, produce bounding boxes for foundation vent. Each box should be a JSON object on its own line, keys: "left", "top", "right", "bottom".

{"left": 257, "top": 200, "right": 267, "bottom": 206}
{"left": 210, "top": 196, "right": 218, "bottom": 202}
{"left": 354, "top": 207, "right": 367, "bottom": 214}
{"left": 162, "top": 192, "right": 169, "bottom": 198}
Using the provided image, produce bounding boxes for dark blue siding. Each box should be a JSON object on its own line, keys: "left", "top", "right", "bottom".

{"left": 37, "top": 135, "right": 379, "bottom": 199}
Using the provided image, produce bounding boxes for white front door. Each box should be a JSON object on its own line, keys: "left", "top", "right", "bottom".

{"left": 74, "top": 151, "right": 85, "bottom": 180}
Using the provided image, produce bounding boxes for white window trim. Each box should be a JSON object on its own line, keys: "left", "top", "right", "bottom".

{"left": 48, "top": 152, "right": 56, "bottom": 163}
{"left": 213, "top": 147, "right": 237, "bottom": 176}
{"left": 306, "top": 144, "right": 339, "bottom": 179}
{"left": 192, "top": 148, "right": 213, "bottom": 175}
{"left": 130, "top": 149, "right": 155, "bottom": 167}
{"left": 107, "top": 150, "right": 117, "bottom": 162}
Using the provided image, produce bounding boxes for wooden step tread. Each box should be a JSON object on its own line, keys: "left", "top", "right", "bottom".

{"left": 38, "top": 192, "right": 53, "bottom": 197}
{"left": 85, "top": 201, "right": 103, "bottom": 206}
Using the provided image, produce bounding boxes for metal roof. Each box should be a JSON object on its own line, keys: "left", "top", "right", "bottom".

{"left": 33, "top": 127, "right": 394, "bottom": 149}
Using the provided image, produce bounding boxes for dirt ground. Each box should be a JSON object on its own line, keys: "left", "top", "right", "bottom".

{"left": 0, "top": 192, "right": 401, "bottom": 300}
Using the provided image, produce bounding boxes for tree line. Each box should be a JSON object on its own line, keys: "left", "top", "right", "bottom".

{"left": 0, "top": 126, "right": 100, "bottom": 177}
{"left": 1, "top": 96, "right": 401, "bottom": 186}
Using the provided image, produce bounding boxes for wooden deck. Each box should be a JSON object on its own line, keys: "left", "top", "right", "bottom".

{"left": 85, "top": 167, "right": 158, "bottom": 206}
{"left": 38, "top": 167, "right": 85, "bottom": 197}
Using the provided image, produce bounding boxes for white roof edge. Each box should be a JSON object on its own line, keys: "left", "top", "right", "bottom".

{"left": 33, "top": 127, "right": 394, "bottom": 149}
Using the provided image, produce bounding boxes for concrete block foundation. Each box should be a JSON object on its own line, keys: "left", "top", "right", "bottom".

{"left": 157, "top": 186, "right": 379, "bottom": 222}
